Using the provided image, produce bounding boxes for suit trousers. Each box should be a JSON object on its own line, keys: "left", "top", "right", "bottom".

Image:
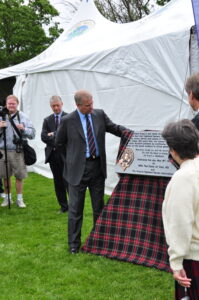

{"left": 0, "top": 178, "right": 4, "bottom": 193}
{"left": 49, "top": 150, "right": 68, "bottom": 211}
{"left": 68, "top": 158, "right": 105, "bottom": 249}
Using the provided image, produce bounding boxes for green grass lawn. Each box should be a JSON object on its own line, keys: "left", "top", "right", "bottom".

{"left": 0, "top": 173, "right": 174, "bottom": 300}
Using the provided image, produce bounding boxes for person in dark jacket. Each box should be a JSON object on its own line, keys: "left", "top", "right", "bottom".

{"left": 41, "top": 95, "right": 68, "bottom": 213}
{"left": 55, "top": 90, "right": 128, "bottom": 254}
{"left": 185, "top": 73, "right": 199, "bottom": 130}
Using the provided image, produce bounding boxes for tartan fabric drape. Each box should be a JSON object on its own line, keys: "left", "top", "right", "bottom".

{"left": 82, "top": 131, "right": 171, "bottom": 272}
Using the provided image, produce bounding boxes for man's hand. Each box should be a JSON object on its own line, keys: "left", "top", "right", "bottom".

{"left": 16, "top": 123, "right": 25, "bottom": 130}
{"left": 0, "top": 121, "right": 7, "bottom": 128}
{"left": 173, "top": 269, "right": 191, "bottom": 288}
{"left": 47, "top": 132, "right": 54, "bottom": 137}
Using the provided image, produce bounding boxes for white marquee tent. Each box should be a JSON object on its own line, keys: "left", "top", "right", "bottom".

{"left": 0, "top": 0, "right": 197, "bottom": 193}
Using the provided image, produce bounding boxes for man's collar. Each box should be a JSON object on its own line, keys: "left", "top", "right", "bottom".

{"left": 77, "top": 109, "right": 89, "bottom": 118}
{"left": 9, "top": 110, "right": 18, "bottom": 116}
{"left": 53, "top": 111, "right": 62, "bottom": 117}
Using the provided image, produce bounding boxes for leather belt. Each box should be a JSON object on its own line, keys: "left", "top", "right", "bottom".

{"left": 86, "top": 155, "right": 100, "bottom": 161}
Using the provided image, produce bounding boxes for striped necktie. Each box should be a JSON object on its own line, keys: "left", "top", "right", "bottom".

{"left": 85, "top": 114, "right": 96, "bottom": 157}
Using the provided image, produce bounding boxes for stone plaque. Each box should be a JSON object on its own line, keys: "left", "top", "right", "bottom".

{"left": 115, "top": 131, "right": 177, "bottom": 177}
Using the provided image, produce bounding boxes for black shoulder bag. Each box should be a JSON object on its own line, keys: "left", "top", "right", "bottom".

{"left": 9, "top": 112, "right": 37, "bottom": 166}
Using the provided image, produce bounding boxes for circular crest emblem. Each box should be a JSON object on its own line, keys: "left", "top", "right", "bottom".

{"left": 66, "top": 20, "right": 95, "bottom": 41}
{"left": 118, "top": 148, "right": 134, "bottom": 171}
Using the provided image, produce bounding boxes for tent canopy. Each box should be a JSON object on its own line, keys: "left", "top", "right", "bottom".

{"left": 0, "top": 0, "right": 194, "bottom": 99}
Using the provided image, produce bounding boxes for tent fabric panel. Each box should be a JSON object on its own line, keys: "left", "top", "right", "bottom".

{"left": 7, "top": 29, "right": 191, "bottom": 102}
{"left": 0, "top": 0, "right": 194, "bottom": 82}
{"left": 17, "top": 69, "right": 190, "bottom": 194}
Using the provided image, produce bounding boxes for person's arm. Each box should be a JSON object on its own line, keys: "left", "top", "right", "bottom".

{"left": 41, "top": 118, "right": 55, "bottom": 146}
{"left": 163, "top": 173, "right": 194, "bottom": 285}
{"left": 18, "top": 113, "right": 35, "bottom": 140}
{"left": 55, "top": 118, "right": 67, "bottom": 155}
{"left": 0, "top": 118, "right": 7, "bottom": 135}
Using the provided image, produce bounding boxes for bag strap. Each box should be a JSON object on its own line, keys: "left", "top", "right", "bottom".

{"left": 0, "top": 112, "right": 21, "bottom": 139}
{"left": 9, "top": 112, "right": 23, "bottom": 141}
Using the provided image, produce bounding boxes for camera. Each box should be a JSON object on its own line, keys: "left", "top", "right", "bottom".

{"left": 13, "top": 135, "right": 23, "bottom": 153}
{"left": 0, "top": 106, "right": 9, "bottom": 119}
{"left": 13, "top": 135, "right": 21, "bottom": 145}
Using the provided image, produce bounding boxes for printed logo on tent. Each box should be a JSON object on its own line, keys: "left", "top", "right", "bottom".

{"left": 66, "top": 20, "right": 95, "bottom": 41}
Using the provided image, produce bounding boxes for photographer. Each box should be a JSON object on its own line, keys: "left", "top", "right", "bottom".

{"left": 0, "top": 95, "right": 35, "bottom": 208}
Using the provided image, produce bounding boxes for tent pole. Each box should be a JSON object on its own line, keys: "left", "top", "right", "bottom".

{"left": 178, "top": 46, "right": 190, "bottom": 120}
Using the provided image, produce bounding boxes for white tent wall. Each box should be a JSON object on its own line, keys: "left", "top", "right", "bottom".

{"left": 15, "top": 67, "right": 191, "bottom": 194}
{"left": 0, "top": 0, "right": 196, "bottom": 194}
{"left": 190, "top": 27, "right": 199, "bottom": 74}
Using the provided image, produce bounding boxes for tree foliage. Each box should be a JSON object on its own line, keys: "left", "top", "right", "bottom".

{"left": 156, "top": 0, "right": 170, "bottom": 6}
{"left": 94, "top": 0, "right": 171, "bottom": 23}
{"left": 0, "top": 0, "right": 172, "bottom": 69}
{"left": 95, "top": 0, "right": 151, "bottom": 23}
{"left": 0, "top": 0, "right": 63, "bottom": 69}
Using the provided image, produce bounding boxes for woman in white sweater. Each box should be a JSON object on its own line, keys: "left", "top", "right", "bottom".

{"left": 162, "top": 119, "right": 199, "bottom": 300}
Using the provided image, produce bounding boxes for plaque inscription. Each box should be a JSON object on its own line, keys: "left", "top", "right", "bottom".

{"left": 115, "top": 131, "right": 176, "bottom": 177}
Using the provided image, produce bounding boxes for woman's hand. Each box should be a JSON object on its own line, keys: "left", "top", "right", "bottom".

{"left": 173, "top": 269, "right": 191, "bottom": 288}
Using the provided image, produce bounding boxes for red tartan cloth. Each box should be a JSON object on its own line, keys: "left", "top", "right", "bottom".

{"left": 82, "top": 131, "right": 171, "bottom": 272}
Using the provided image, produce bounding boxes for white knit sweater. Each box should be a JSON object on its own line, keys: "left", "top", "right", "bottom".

{"left": 162, "top": 157, "right": 199, "bottom": 271}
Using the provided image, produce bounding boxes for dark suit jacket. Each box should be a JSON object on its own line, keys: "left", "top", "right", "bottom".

{"left": 55, "top": 109, "right": 126, "bottom": 186}
{"left": 192, "top": 113, "right": 199, "bottom": 130}
{"left": 41, "top": 111, "right": 67, "bottom": 163}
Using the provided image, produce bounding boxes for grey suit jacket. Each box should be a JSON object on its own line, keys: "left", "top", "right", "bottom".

{"left": 41, "top": 111, "right": 67, "bottom": 163}
{"left": 55, "top": 109, "right": 126, "bottom": 186}
{"left": 192, "top": 113, "right": 199, "bottom": 130}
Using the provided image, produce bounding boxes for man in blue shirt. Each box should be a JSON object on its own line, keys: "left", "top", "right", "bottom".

{"left": 55, "top": 90, "right": 127, "bottom": 253}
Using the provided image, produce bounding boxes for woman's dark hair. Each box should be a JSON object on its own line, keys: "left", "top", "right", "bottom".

{"left": 162, "top": 119, "right": 199, "bottom": 159}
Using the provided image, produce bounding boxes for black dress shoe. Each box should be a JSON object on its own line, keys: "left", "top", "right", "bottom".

{"left": 70, "top": 247, "right": 79, "bottom": 254}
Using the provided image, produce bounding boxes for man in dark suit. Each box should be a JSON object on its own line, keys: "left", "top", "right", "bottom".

{"left": 55, "top": 90, "right": 127, "bottom": 253}
{"left": 185, "top": 73, "right": 199, "bottom": 129}
{"left": 41, "top": 95, "right": 68, "bottom": 213}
